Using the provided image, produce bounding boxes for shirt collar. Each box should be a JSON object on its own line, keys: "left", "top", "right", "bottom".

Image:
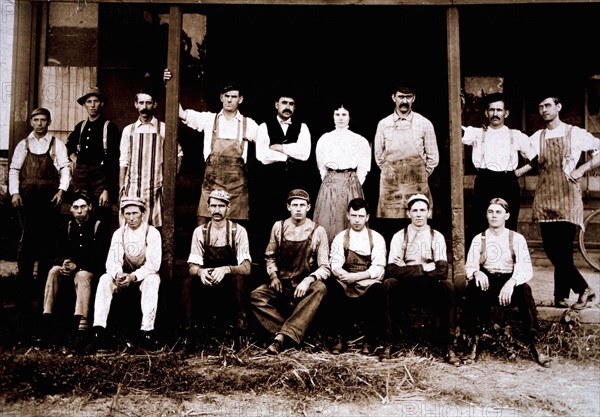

{"left": 217, "top": 110, "right": 243, "bottom": 122}
{"left": 277, "top": 116, "right": 292, "bottom": 125}
{"left": 393, "top": 110, "right": 413, "bottom": 122}
{"left": 135, "top": 116, "right": 158, "bottom": 128}
{"left": 27, "top": 132, "right": 53, "bottom": 142}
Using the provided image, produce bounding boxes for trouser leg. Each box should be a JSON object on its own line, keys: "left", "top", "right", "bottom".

{"left": 73, "top": 271, "right": 93, "bottom": 319}
{"left": 43, "top": 266, "right": 63, "bottom": 315}
{"left": 92, "top": 274, "right": 116, "bottom": 328}
{"left": 279, "top": 281, "right": 327, "bottom": 344}
{"left": 512, "top": 283, "right": 539, "bottom": 343}
{"left": 383, "top": 277, "right": 400, "bottom": 342}
{"left": 250, "top": 283, "right": 288, "bottom": 335}
{"left": 139, "top": 274, "right": 160, "bottom": 331}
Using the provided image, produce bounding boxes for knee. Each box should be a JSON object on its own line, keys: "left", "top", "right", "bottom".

{"left": 310, "top": 280, "right": 327, "bottom": 296}
{"left": 47, "top": 265, "right": 62, "bottom": 280}
{"left": 74, "top": 271, "right": 93, "bottom": 287}
{"left": 383, "top": 277, "right": 398, "bottom": 291}
{"left": 97, "top": 273, "right": 113, "bottom": 289}
{"left": 142, "top": 274, "right": 161, "bottom": 291}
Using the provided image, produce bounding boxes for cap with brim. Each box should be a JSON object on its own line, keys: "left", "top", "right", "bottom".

{"left": 208, "top": 189, "right": 231, "bottom": 204}
{"left": 120, "top": 196, "right": 146, "bottom": 210}
{"left": 407, "top": 193, "right": 429, "bottom": 208}
{"left": 78, "top": 87, "right": 107, "bottom": 105}
{"left": 287, "top": 189, "right": 310, "bottom": 203}
{"left": 30, "top": 108, "right": 51, "bottom": 119}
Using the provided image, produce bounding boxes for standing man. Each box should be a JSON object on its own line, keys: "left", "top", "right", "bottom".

{"left": 463, "top": 198, "right": 551, "bottom": 367}
{"left": 462, "top": 93, "right": 537, "bottom": 240}
{"left": 380, "top": 194, "right": 458, "bottom": 365}
{"left": 374, "top": 85, "right": 439, "bottom": 239}
{"left": 66, "top": 87, "right": 120, "bottom": 223}
{"left": 532, "top": 96, "right": 600, "bottom": 309}
{"left": 119, "top": 90, "right": 182, "bottom": 228}
{"left": 253, "top": 91, "right": 312, "bottom": 255}
{"left": 182, "top": 189, "right": 252, "bottom": 351}
{"left": 164, "top": 70, "right": 259, "bottom": 224}
{"left": 42, "top": 190, "right": 110, "bottom": 341}
{"left": 9, "top": 108, "right": 70, "bottom": 324}
{"left": 250, "top": 189, "right": 330, "bottom": 355}
{"left": 92, "top": 197, "right": 162, "bottom": 348}
{"left": 327, "top": 198, "right": 386, "bottom": 355}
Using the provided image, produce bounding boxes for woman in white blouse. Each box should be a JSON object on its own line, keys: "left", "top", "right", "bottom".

{"left": 313, "top": 103, "right": 371, "bottom": 242}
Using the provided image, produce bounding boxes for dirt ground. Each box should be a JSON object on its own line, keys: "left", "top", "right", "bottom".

{"left": 1, "top": 350, "right": 598, "bottom": 417}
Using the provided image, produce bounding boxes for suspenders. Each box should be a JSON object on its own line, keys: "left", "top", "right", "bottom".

{"left": 202, "top": 220, "right": 238, "bottom": 252}
{"left": 401, "top": 226, "right": 436, "bottom": 262}
{"left": 478, "top": 230, "right": 515, "bottom": 267}
{"left": 78, "top": 119, "right": 110, "bottom": 157}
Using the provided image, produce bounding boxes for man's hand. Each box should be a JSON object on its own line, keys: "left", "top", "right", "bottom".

{"left": 474, "top": 270, "right": 489, "bottom": 291}
{"left": 99, "top": 190, "right": 110, "bottom": 207}
{"left": 422, "top": 262, "right": 436, "bottom": 273}
{"left": 163, "top": 68, "right": 172, "bottom": 82}
{"left": 499, "top": 279, "right": 516, "bottom": 306}
{"left": 51, "top": 189, "right": 64, "bottom": 206}
{"left": 338, "top": 272, "right": 359, "bottom": 284}
{"left": 269, "top": 273, "right": 282, "bottom": 293}
{"left": 294, "top": 277, "right": 313, "bottom": 298}
{"left": 115, "top": 273, "right": 135, "bottom": 289}
{"left": 269, "top": 144, "right": 284, "bottom": 153}
{"left": 210, "top": 266, "right": 230, "bottom": 285}
{"left": 199, "top": 268, "right": 214, "bottom": 286}
{"left": 60, "top": 259, "right": 77, "bottom": 276}
{"left": 11, "top": 194, "right": 22, "bottom": 208}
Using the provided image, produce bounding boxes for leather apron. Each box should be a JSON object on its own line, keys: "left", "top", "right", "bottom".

{"left": 532, "top": 125, "right": 583, "bottom": 229}
{"left": 198, "top": 115, "right": 249, "bottom": 220}
{"left": 276, "top": 221, "right": 316, "bottom": 287}
{"left": 335, "top": 228, "right": 380, "bottom": 298}
{"left": 376, "top": 120, "right": 431, "bottom": 218}
{"left": 122, "top": 121, "right": 164, "bottom": 227}
{"left": 20, "top": 137, "right": 59, "bottom": 201}
{"left": 202, "top": 220, "right": 238, "bottom": 268}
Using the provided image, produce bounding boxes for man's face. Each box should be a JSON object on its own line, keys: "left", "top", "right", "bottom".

{"left": 347, "top": 207, "right": 368, "bottom": 232}
{"left": 287, "top": 199, "right": 310, "bottom": 221}
{"left": 207, "top": 198, "right": 230, "bottom": 221}
{"left": 123, "top": 206, "right": 144, "bottom": 230}
{"left": 70, "top": 198, "right": 91, "bottom": 223}
{"left": 134, "top": 93, "right": 157, "bottom": 117}
{"left": 276, "top": 97, "right": 295, "bottom": 120}
{"left": 392, "top": 92, "right": 415, "bottom": 114}
{"left": 84, "top": 96, "right": 103, "bottom": 118}
{"left": 220, "top": 90, "right": 243, "bottom": 113}
{"left": 407, "top": 201, "right": 430, "bottom": 227}
{"left": 30, "top": 114, "right": 50, "bottom": 136}
{"left": 333, "top": 107, "right": 350, "bottom": 129}
{"left": 486, "top": 203, "right": 510, "bottom": 229}
{"left": 485, "top": 100, "right": 508, "bottom": 128}
{"left": 538, "top": 98, "right": 561, "bottom": 123}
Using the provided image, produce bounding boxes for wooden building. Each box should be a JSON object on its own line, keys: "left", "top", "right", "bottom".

{"left": 5, "top": 1, "right": 600, "bottom": 288}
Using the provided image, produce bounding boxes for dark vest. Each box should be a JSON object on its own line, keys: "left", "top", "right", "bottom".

{"left": 265, "top": 118, "right": 303, "bottom": 150}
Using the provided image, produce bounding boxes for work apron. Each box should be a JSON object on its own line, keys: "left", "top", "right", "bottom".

{"left": 335, "top": 228, "right": 380, "bottom": 298}
{"left": 532, "top": 125, "right": 583, "bottom": 229}
{"left": 19, "top": 137, "right": 60, "bottom": 203}
{"left": 202, "top": 220, "right": 238, "bottom": 268}
{"left": 277, "top": 221, "right": 316, "bottom": 286}
{"left": 376, "top": 123, "right": 431, "bottom": 218}
{"left": 121, "top": 122, "right": 164, "bottom": 227}
{"left": 198, "top": 115, "right": 249, "bottom": 220}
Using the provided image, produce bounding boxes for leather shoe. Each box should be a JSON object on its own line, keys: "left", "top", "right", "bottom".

{"left": 379, "top": 344, "right": 392, "bottom": 360}
{"left": 331, "top": 338, "right": 343, "bottom": 355}
{"left": 266, "top": 338, "right": 282, "bottom": 355}
{"left": 572, "top": 287, "right": 596, "bottom": 310}
{"left": 447, "top": 347, "right": 461, "bottom": 366}
{"left": 554, "top": 299, "right": 569, "bottom": 308}
{"left": 530, "top": 343, "right": 552, "bottom": 368}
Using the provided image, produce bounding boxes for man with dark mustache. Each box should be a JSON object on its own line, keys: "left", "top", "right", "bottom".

{"left": 253, "top": 91, "right": 312, "bottom": 260}
{"left": 462, "top": 92, "right": 537, "bottom": 242}
{"left": 119, "top": 90, "right": 182, "bottom": 228}
{"left": 374, "top": 85, "right": 439, "bottom": 242}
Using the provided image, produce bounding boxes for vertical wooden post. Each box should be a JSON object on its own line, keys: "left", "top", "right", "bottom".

{"left": 163, "top": 6, "right": 182, "bottom": 283}
{"left": 447, "top": 6, "right": 466, "bottom": 290}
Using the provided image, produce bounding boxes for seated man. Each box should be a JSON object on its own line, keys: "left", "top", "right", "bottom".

{"left": 250, "top": 189, "right": 330, "bottom": 355}
{"left": 328, "top": 198, "right": 386, "bottom": 354}
{"left": 463, "top": 198, "right": 551, "bottom": 367}
{"left": 42, "top": 190, "right": 110, "bottom": 344}
{"left": 381, "top": 194, "right": 458, "bottom": 365}
{"left": 91, "top": 197, "right": 161, "bottom": 350}
{"left": 182, "top": 189, "right": 252, "bottom": 350}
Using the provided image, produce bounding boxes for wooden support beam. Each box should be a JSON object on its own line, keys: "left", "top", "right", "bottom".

{"left": 162, "top": 5, "right": 182, "bottom": 283}
{"left": 447, "top": 6, "right": 467, "bottom": 290}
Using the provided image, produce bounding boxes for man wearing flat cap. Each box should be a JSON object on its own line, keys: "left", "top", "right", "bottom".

{"left": 181, "top": 189, "right": 252, "bottom": 351}
{"left": 91, "top": 196, "right": 162, "bottom": 350}
{"left": 9, "top": 107, "right": 71, "bottom": 328}
{"left": 66, "top": 87, "right": 120, "bottom": 224}
{"left": 380, "top": 194, "right": 459, "bottom": 365}
{"left": 250, "top": 189, "right": 330, "bottom": 355}
{"left": 164, "top": 70, "right": 259, "bottom": 224}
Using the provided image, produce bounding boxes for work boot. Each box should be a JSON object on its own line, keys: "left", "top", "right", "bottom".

{"left": 572, "top": 287, "right": 596, "bottom": 310}
{"left": 530, "top": 343, "right": 552, "bottom": 368}
{"left": 379, "top": 343, "right": 393, "bottom": 360}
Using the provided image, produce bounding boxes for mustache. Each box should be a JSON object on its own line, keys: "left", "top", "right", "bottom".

{"left": 139, "top": 108, "right": 153, "bottom": 115}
